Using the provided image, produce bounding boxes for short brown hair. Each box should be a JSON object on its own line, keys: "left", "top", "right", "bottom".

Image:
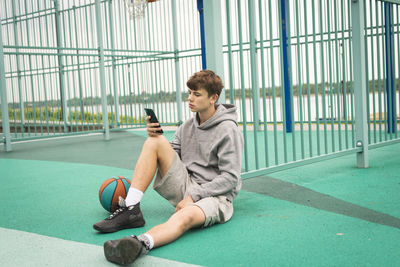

{"left": 186, "top": 70, "right": 224, "bottom": 97}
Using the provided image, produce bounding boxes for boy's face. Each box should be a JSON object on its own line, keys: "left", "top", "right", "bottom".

{"left": 187, "top": 88, "right": 218, "bottom": 113}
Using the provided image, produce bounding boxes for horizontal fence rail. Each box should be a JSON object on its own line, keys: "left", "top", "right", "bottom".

{"left": 1, "top": 0, "right": 399, "bottom": 177}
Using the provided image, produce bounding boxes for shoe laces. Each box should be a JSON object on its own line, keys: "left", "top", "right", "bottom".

{"left": 107, "top": 206, "right": 126, "bottom": 219}
{"left": 107, "top": 197, "right": 127, "bottom": 219}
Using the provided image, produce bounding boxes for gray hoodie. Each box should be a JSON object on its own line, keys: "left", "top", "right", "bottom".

{"left": 170, "top": 104, "right": 244, "bottom": 202}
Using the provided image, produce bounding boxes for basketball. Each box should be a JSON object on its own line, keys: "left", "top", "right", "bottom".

{"left": 99, "top": 176, "right": 131, "bottom": 213}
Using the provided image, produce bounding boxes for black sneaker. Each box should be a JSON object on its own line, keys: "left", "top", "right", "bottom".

{"left": 104, "top": 236, "right": 146, "bottom": 265}
{"left": 93, "top": 199, "right": 145, "bottom": 233}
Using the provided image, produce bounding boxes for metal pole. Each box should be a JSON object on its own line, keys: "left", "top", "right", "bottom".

{"left": 237, "top": 0, "right": 249, "bottom": 171}
{"left": 108, "top": 0, "right": 120, "bottom": 127}
{"left": 54, "top": 0, "right": 69, "bottom": 132}
{"left": 280, "top": 0, "right": 293, "bottom": 133}
{"left": 384, "top": 2, "right": 395, "bottom": 134}
{"left": 225, "top": 0, "right": 234, "bottom": 105}
{"left": 197, "top": 0, "right": 207, "bottom": 70}
{"left": 73, "top": 5, "right": 85, "bottom": 127}
{"left": 0, "top": 22, "right": 12, "bottom": 151}
{"left": 248, "top": 0, "right": 260, "bottom": 169}
{"left": 171, "top": 0, "right": 182, "bottom": 124}
{"left": 351, "top": 0, "right": 369, "bottom": 168}
{"left": 248, "top": 0, "right": 260, "bottom": 132}
{"left": 95, "top": 0, "right": 110, "bottom": 140}
{"left": 203, "top": 0, "right": 226, "bottom": 103}
{"left": 11, "top": 0, "right": 25, "bottom": 129}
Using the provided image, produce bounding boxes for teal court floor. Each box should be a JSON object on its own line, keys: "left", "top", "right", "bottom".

{"left": 0, "top": 130, "right": 399, "bottom": 266}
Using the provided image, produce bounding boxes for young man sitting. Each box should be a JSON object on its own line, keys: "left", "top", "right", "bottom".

{"left": 93, "top": 70, "right": 244, "bottom": 265}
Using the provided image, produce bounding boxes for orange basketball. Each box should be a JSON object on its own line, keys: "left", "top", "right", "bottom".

{"left": 99, "top": 176, "right": 131, "bottom": 213}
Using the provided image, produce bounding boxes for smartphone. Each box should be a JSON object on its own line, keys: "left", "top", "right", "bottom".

{"left": 144, "top": 108, "right": 163, "bottom": 134}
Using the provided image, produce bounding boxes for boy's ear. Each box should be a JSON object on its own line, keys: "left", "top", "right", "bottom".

{"left": 211, "top": 94, "right": 219, "bottom": 104}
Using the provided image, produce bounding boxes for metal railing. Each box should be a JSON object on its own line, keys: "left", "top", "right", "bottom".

{"left": 1, "top": 0, "right": 399, "bottom": 177}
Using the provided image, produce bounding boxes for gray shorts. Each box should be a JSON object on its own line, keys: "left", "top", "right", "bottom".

{"left": 153, "top": 152, "right": 233, "bottom": 227}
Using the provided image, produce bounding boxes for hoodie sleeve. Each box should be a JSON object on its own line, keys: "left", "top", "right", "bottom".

{"left": 170, "top": 125, "right": 182, "bottom": 157}
{"left": 187, "top": 127, "right": 243, "bottom": 201}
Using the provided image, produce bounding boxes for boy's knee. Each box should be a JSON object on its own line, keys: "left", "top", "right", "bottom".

{"left": 174, "top": 214, "right": 194, "bottom": 232}
{"left": 173, "top": 207, "right": 205, "bottom": 231}
{"left": 144, "top": 135, "right": 168, "bottom": 149}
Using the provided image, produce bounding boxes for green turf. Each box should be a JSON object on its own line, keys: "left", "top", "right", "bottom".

{"left": 0, "top": 131, "right": 175, "bottom": 170}
{"left": 0, "top": 131, "right": 147, "bottom": 169}
{"left": 1, "top": 154, "right": 399, "bottom": 266}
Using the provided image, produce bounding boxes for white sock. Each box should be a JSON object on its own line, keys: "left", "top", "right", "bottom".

{"left": 138, "top": 233, "right": 154, "bottom": 251}
{"left": 125, "top": 187, "right": 143, "bottom": 207}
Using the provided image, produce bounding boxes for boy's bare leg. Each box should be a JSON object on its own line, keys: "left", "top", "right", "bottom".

{"left": 147, "top": 205, "right": 206, "bottom": 247}
{"left": 103, "top": 206, "right": 205, "bottom": 265}
{"left": 130, "top": 135, "right": 175, "bottom": 193}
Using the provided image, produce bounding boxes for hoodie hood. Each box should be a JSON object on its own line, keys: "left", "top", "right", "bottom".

{"left": 194, "top": 104, "right": 238, "bottom": 129}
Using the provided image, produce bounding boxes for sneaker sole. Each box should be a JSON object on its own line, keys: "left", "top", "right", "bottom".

{"left": 93, "top": 219, "right": 145, "bottom": 233}
{"left": 104, "top": 237, "right": 142, "bottom": 265}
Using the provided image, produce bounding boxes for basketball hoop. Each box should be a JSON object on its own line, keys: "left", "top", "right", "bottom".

{"left": 124, "top": 0, "right": 158, "bottom": 20}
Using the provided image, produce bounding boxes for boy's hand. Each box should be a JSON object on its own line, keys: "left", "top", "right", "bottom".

{"left": 146, "top": 116, "right": 163, "bottom": 137}
{"left": 175, "top": 195, "right": 194, "bottom": 212}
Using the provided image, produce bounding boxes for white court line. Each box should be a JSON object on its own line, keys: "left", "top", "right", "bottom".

{"left": 0, "top": 227, "right": 202, "bottom": 267}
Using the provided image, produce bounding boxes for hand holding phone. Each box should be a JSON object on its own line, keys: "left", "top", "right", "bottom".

{"left": 144, "top": 108, "right": 163, "bottom": 134}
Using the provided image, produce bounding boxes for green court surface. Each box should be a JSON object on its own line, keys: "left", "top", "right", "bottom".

{"left": 0, "top": 131, "right": 399, "bottom": 266}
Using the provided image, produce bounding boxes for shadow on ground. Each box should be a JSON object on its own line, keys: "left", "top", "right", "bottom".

{"left": 243, "top": 176, "right": 400, "bottom": 229}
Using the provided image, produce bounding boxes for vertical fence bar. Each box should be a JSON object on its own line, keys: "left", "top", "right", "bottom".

{"left": 320, "top": 1, "right": 329, "bottom": 154}
{"left": 368, "top": 0, "right": 376, "bottom": 144}
{"left": 258, "top": 0, "right": 269, "bottom": 167}
{"left": 268, "top": 0, "right": 279, "bottom": 165}
{"left": 54, "top": 0, "right": 69, "bottom": 133}
{"left": 73, "top": 6, "right": 84, "bottom": 131}
{"left": 304, "top": 0, "right": 313, "bottom": 157}
{"left": 11, "top": 0, "right": 25, "bottom": 130}
{"left": 351, "top": 0, "right": 369, "bottom": 168}
{"left": 278, "top": 0, "right": 288, "bottom": 162}
{"left": 384, "top": 2, "right": 395, "bottom": 134}
{"left": 326, "top": 1, "right": 335, "bottom": 153}
{"left": 334, "top": 0, "right": 342, "bottom": 151}
{"left": 347, "top": 0, "right": 355, "bottom": 147}
{"left": 197, "top": 0, "right": 207, "bottom": 70}
{"left": 225, "top": 0, "right": 235, "bottom": 105}
{"left": 286, "top": 0, "right": 296, "bottom": 160}
{"left": 294, "top": 0, "right": 304, "bottom": 159}
{"left": 38, "top": 2, "right": 49, "bottom": 135}
{"left": 171, "top": 0, "right": 182, "bottom": 124}
{"left": 108, "top": 0, "right": 119, "bottom": 128}
{"left": 95, "top": 0, "right": 110, "bottom": 140}
{"left": 25, "top": 0, "right": 37, "bottom": 136}
{"left": 0, "top": 20, "right": 12, "bottom": 151}
{"left": 312, "top": 0, "right": 321, "bottom": 156}
{"left": 397, "top": 4, "right": 400, "bottom": 138}
{"left": 378, "top": 2, "right": 384, "bottom": 141}
{"left": 343, "top": 0, "right": 349, "bottom": 149}
{"left": 280, "top": 0, "right": 293, "bottom": 133}
{"left": 248, "top": 0, "right": 260, "bottom": 169}
{"left": 237, "top": 0, "right": 249, "bottom": 171}
{"left": 364, "top": 0, "right": 371, "bottom": 144}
